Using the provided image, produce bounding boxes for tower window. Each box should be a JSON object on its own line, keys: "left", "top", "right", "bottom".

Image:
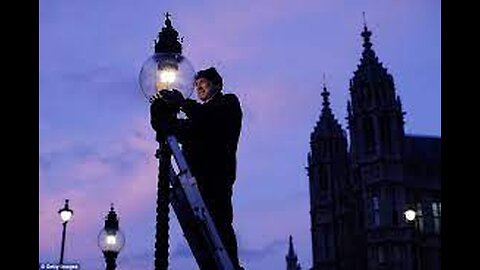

{"left": 416, "top": 202, "right": 424, "bottom": 232}
{"left": 364, "top": 116, "right": 375, "bottom": 153}
{"left": 432, "top": 201, "right": 441, "bottom": 234}
{"left": 372, "top": 196, "right": 380, "bottom": 227}
{"left": 319, "top": 225, "right": 330, "bottom": 260}
{"left": 319, "top": 167, "right": 328, "bottom": 191}
{"left": 365, "top": 87, "right": 372, "bottom": 107}
{"left": 391, "top": 187, "right": 398, "bottom": 225}
{"left": 357, "top": 91, "right": 364, "bottom": 107}
{"left": 393, "top": 245, "right": 401, "bottom": 261}
{"left": 378, "top": 245, "right": 385, "bottom": 264}
{"left": 387, "top": 117, "right": 392, "bottom": 154}
{"left": 324, "top": 231, "right": 329, "bottom": 259}
{"left": 378, "top": 87, "right": 384, "bottom": 104}
{"left": 380, "top": 115, "right": 392, "bottom": 154}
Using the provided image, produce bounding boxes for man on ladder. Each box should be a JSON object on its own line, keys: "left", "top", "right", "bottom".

{"left": 151, "top": 67, "right": 243, "bottom": 270}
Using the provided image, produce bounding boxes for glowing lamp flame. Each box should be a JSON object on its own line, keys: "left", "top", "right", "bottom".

{"left": 156, "top": 69, "right": 177, "bottom": 90}
{"left": 106, "top": 235, "right": 117, "bottom": 245}
{"left": 60, "top": 211, "right": 72, "bottom": 222}
{"left": 159, "top": 69, "right": 176, "bottom": 84}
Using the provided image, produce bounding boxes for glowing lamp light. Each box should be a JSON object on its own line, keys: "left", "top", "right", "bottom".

{"left": 60, "top": 211, "right": 72, "bottom": 223}
{"left": 139, "top": 53, "right": 195, "bottom": 102}
{"left": 404, "top": 209, "right": 417, "bottom": 222}
{"left": 106, "top": 235, "right": 117, "bottom": 246}
{"left": 159, "top": 69, "right": 177, "bottom": 84}
{"left": 58, "top": 199, "right": 73, "bottom": 223}
{"left": 98, "top": 204, "right": 125, "bottom": 253}
{"left": 98, "top": 229, "right": 125, "bottom": 253}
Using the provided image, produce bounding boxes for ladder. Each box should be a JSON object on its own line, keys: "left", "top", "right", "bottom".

{"left": 162, "top": 135, "right": 235, "bottom": 270}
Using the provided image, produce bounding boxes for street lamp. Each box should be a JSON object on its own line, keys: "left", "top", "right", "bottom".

{"left": 98, "top": 204, "right": 125, "bottom": 270}
{"left": 58, "top": 199, "right": 73, "bottom": 266}
{"left": 404, "top": 207, "right": 421, "bottom": 270}
{"left": 404, "top": 208, "right": 416, "bottom": 222}
{"left": 138, "top": 12, "right": 195, "bottom": 270}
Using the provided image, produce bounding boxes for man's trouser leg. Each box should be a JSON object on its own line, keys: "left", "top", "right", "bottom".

{"left": 201, "top": 185, "right": 241, "bottom": 270}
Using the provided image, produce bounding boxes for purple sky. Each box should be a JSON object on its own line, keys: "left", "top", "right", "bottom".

{"left": 39, "top": 0, "right": 440, "bottom": 269}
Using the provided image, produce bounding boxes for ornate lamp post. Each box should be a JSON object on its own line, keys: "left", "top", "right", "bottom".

{"left": 58, "top": 199, "right": 73, "bottom": 267}
{"left": 138, "top": 13, "right": 195, "bottom": 270}
{"left": 98, "top": 204, "right": 125, "bottom": 270}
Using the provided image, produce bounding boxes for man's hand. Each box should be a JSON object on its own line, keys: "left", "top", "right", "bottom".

{"left": 149, "top": 92, "right": 162, "bottom": 104}
{"left": 150, "top": 90, "right": 181, "bottom": 140}
{"left": 159, "top": 89, "right": 185, "bottom": 107}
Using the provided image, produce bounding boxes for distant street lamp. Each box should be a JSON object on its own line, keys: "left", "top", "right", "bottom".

{"left": 58, "top": 199, "right": 73, "bottom": 266}
{"left": 98, "top": 204, "right": 125, "bottom": 270}
{"left": 404, "top": 208, "right": 416, "bottom": 222}
{"left": 404, "top": 207, "right": 421, "bottom": 270}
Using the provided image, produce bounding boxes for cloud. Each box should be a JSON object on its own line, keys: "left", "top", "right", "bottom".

{"left": 39, "top": 120, "right": 158, "bottom": 254}
{"left": 240, "top": 78, "right": 319, "bottom": 134}
{"left": 115, "top": 250, "right": 154, "bottom": 270}
{"left": 240, "top": 239, "right": 285, "bottom": 261}
{"left": 176, "top": 0, "right": 331, "bottom": 65}
{"left": 226, "top": 192, "right": 312, "bottom": 268}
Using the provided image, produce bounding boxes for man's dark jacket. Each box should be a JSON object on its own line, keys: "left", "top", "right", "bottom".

{"left": 152, "top": 92, "right": 242, "bottom": 192}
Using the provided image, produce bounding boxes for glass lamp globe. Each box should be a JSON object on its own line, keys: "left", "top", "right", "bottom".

{"left": 404, "top": 209, "right": 416, "bottom": 222}
{"left": 60, "top": 210, "right": 73, "bottom": 223}
{"left": 139, "top": 52, "right": 195, "bottom": 102}
{"left": 58, "top": 200, "right": 73, "bottom": 223}
{"left": 98, "top": 228, "right": 126, "bottom": 253}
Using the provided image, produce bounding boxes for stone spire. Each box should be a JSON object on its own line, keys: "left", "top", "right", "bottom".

{"left": 349, "top": 15, "right": 398, "bottom": 112}
{"left": 360, "top": 22, "right": 378, "bottom": 66}
{"left": 310, "top": 82, "right": 345, "bottom": 142}
{"left": 321, "top": 82, "right": 333, "bottom": 118}
{"left": 286, "top": 235, "right": 301, "bottom": 270}
{"left": 347, "top": 16, "right": 406, "bottom": 162}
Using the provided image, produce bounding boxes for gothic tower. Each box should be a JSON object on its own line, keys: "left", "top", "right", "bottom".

{"left": 306, "top": 19, "right": 440, "bottom": 270}
{"left": 346, "top": 23, "right": 411, "bottom": 269}
{"left": 307, "top": 84, "right": 350, "bottom": 270}
{"left": 286, "top": 235, "right": 301, "bottom": 270}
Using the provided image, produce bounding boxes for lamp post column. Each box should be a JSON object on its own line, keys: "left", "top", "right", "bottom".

{"left": 60, "top": 222, "right": 67, "bottom": 265}
{"left": 103, "top": 251, "right": 118, "bottom": 270}
{"left": 155, "top": 142, "right": 171, "bottom": 270}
